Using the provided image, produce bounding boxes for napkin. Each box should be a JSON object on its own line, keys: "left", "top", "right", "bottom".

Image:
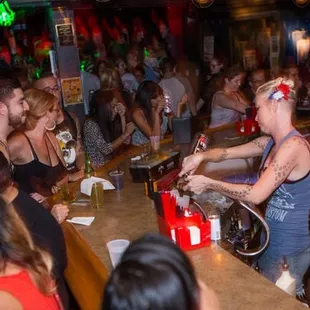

{"left": 67, "top": 217, "right": 95, "bottom": 226}
{"left": 80, "top": 177, "right": 115, "bottom": 196}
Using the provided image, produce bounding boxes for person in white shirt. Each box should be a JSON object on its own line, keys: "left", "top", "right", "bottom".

{"left": 159, "top": 58, "right": 190, "bottom": 118}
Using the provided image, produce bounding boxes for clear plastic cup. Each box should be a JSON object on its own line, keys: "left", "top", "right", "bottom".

{"left": 150, "top": 136, "right": 160, "bottom": 151}
{"left": 90, "top": 182, "right": 104, "bottom": 209}
{"left": 106, "top": 239, "right": 130, "bottom": 268}
{"left": 109, "top": 171, "right": 124, "bottom": 190}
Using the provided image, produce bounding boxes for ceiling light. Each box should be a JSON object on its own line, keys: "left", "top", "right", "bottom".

{"left": 292, "top": 0, "right": 310, "bottom": 8}
{"left": 191, "top": 0, "right": 214, "bottom": 9}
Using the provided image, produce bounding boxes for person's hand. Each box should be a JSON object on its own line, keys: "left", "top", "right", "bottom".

{"left": 51, "top": 185, "right": 60, "bottom": 195}
{"left": 155, "top": 97, "right": 165, "bottom": 114}
{"left": 124, "top": 122, "right": 135, "bottom": 136}
{"left": 179, "top": 153, "right": 205, "bottom": 177}
{"left": 198, "top": 280, "right": 221, "bottom": 310}
{"left": 30, "top": 192, "right": 47, "bottom": 203}
{"left": 180, "top": 93, "right": 188, "bottom": 106}
{"left": 51, "top": 204, "right": 69, "bottom": 224}
{"left": 183, "top": 175, "right": 210, "bottom": 195}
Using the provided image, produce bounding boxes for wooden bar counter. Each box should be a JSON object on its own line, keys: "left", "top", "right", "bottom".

{"left": 59, "top": 123, "right": 309, "bottom": 310}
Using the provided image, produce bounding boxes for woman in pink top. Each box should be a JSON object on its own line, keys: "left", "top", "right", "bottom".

{"left": 0, "top": 197, "right": 62, "bottom": 310}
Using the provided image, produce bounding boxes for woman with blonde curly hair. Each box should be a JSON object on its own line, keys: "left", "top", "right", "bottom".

{"left": 0, "top": 196, "right": 63, "bottom": 309}
{"left": 180, "top": 78, "right": 310, "bottom": 305}
{"left": 8, "top": 88, "right": 68, "bottom": 203}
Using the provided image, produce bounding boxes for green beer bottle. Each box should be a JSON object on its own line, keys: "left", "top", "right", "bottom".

{"left": 84, "top": 152, "right": 94, "bottom": 178}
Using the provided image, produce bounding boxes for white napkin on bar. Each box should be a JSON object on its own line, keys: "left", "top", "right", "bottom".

{"left": 80, "top": 177, "right": 115, "bottom": 196}
{"left": 67, "top": 217, "right": 95, "bottom": 226}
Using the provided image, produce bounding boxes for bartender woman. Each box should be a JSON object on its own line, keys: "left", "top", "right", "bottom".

{"left": 180, "top": 78, "right": 310, "bottom": 301}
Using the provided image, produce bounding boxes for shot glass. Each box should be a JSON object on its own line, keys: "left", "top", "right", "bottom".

{"left": 106, "top": 239, "right": 130, "bottom": 268}
{"left": 109, "top": 171, "right": 124, "bottom": 190}
{"left": 90, "top": 182, "right": 104, "bottom": 209}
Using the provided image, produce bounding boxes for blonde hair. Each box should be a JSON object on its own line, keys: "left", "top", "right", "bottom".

{"left": 100, "top": 68, "right": 122, "bottom": 90}
{"left": 24, "top": 88, "right": 57, "bottom": 130}
{"left": 256, "top": 78, "right": 296, "bottom": 105}
{"left": 0, "top": 197, "right": 55, "bottom": 295}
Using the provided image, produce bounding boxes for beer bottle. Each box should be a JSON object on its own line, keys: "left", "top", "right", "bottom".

{"left": 84, "top": 152, "right": 94, "bottom": 178}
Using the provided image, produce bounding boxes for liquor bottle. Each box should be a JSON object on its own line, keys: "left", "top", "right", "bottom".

{"left": 176, "top": 133, "right": 211, "bottom": 194}
{"left": 188, "top": 133, "right": 210, "bottom": 155}
{"left": 84, "top": 152, "right": 94, "bottom": 178}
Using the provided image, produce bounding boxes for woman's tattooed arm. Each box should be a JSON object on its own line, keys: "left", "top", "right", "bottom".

{"left": 209, "top": 182, "right": 253, "bottom": 201}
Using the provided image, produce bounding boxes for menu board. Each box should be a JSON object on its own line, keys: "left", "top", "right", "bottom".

{"left": 56, "top": 23, "right": 74, "bottom": 46}
{"left": 61, "top": 77, "right": 83, "bottom": 106}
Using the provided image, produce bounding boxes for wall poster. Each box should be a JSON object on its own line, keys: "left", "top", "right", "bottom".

{"left": 61, "top": 77, "right": 83, "bottom": 106}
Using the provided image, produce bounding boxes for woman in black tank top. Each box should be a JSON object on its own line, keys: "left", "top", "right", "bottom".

{"left": 8, "top": 89, "right": 68, "bottom": 201}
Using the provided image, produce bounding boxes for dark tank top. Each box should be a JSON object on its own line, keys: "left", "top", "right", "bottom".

{"left": 260, "top": 129, "right": 310, "bottom": 258}
{"left": 14, "top": 134, "right": 67, "bottom": 197}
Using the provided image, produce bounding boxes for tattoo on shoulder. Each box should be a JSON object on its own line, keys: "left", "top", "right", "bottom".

{"left": 270, "top": 158, "right": 295, "bottom": 188}
{"left": 251, "top": 137, "right": 270, "bottom": 150}
{"left": 218, "top": 149, "right": 228, "bottom": 161}
{"left": 211, "top": 183, "right": 252, "bottom": 200}
{"left": 290, "top": 136, "right": 309, "bottom": 149}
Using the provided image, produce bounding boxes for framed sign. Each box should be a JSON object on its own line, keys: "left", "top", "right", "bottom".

{"left": 270, "top": 36, "right": 280, "bottom": 55}
{"left": 61, "top": 77, "right": 83, "bottom": 106}
{"left": 203, "top": 36, "right": 214, "bottom": 62}
{"left": 269, "top": 36, "right": 280, "bottom": 68}
{"left": 56, "top": 23, "right": 75, "bottom": 46}
{"left": 243, "top": 50, "right": 257, "bottom": 71}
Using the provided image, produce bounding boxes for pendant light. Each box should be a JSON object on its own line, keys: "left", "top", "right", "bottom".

{"left": 292, "top": 0, "right": 309, "bottom": 8}
{"left": 191, "top": 0, "right": 214, "bottom": 8}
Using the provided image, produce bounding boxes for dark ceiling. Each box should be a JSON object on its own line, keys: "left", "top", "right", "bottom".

{"left": 9, "top": 0, "right": 310, "bottom": 14}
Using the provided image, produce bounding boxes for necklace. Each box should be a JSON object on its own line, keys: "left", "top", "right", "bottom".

{"left": 0, "top": 140, "right": 8, "bottom": 152}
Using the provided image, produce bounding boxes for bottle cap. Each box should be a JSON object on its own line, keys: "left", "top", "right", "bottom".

{"left": 282, "top": 256, "right": 289, "bottom": 270}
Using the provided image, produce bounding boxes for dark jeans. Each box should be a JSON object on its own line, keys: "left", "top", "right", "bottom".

{"left": 258, "top": 246, "right": 310, "bottom": 294}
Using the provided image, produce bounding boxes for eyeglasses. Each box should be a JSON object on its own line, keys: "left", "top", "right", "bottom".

{"left": 43, "top": 85, "right": 59, "bottom": 94}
